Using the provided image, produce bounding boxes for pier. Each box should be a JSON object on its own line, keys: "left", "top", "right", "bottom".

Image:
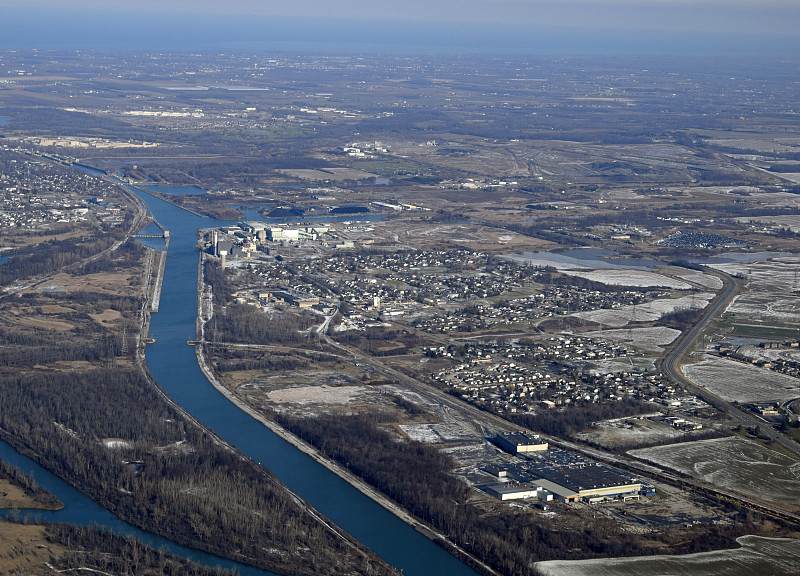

{"left": 136, "top": 219, "right": 169, "bottom": 313}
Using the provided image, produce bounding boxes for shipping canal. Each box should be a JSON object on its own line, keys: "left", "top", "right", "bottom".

{"left": 1, "top": 171, "right": 481, "bottom": 576}
{"left": 131, "top": 187, "right": 481, "bottom": 576}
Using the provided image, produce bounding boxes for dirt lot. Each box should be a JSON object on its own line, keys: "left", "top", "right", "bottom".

{"left": 573, "top": 415, "right": 689, "bottom": 450}
{"left": 0, "top": 521, "right": 64, "bottom": 576}
{"left": 24, "top": 270, "right": 138, "bottom": 297}
{"left": 89, "top": 309, "right": 123, "bottom": 325}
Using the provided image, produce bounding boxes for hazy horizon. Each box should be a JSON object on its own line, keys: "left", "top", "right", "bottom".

{"left": 3, "top": 6, "right": 799, "bottom": 56}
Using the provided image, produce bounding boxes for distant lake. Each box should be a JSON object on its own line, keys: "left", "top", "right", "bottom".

{"left": 163, "top": 85, "right": 269, "bottom": 91}
{"left": 234, "top": 205, "right": 384, "bottom": 224}
{"left": 508, "top": 248, "right": 660, "bottom": 270}
{"left": 143, "top": 185, "right": 206, "bottom": 196}
{"left": 0, "top": 255, "right": 9, "bottom": 265}
{"left": 0, "top": 116, "right": 10, "bottom": 127}
{"left": 691, "top": 251, "right": 791, "bottom": 264}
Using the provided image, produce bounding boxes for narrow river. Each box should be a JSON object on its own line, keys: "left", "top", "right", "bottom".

{"left": 0, "top": 439, "right": 276, "bottom": 576}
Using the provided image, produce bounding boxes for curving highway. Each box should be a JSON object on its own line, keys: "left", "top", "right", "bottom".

{"left": 658, "top": 267, "right": 800, "bottom": 459}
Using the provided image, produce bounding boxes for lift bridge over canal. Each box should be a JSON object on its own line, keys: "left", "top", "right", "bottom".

{"left": 134, "top": 219, "right": 170, "bottom": 241}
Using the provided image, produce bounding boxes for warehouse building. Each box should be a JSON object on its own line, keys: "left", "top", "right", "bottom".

{"left": 529, "top": 463, "right": 641, "bottom": 502}
{"left": 495, "top": 432, "right": 549, "bottom": 454}
{"left": 485, "top": 482, "right": 551, "bottom": 501}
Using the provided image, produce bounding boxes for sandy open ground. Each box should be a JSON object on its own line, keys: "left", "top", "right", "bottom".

{"left": 0, "top": 521, "right": 64, "bottom": 575}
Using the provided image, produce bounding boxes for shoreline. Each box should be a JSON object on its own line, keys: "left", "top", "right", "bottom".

{"left": 0, "top": 479, "right": 64, "bottom": 512}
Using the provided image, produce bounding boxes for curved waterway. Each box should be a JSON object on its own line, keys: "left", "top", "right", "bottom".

{"left": 130, "top": 188, "right": 481, "bottom": 576}
{"left": 0, "top": 440, "right": 276, "bottom": 576}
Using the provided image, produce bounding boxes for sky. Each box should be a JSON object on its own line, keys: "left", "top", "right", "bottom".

{"left": 3, "top": 1, "right": 799, "bottom": 55}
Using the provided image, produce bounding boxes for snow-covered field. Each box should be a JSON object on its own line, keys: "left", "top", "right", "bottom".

{"left": 572, "top": 293, "right": 712, "bottom": 328}
{"left": 562, "top": 268, "right": 692, "bottom": 288}
{"left": 535, "top": 536, "right": 800, "bottom": 576}
{"left": 712, "top": 257, "right": 800, "bottom": 325}
{"left": 590, "top": 358, "right": 655, "bottom": 373}
{"left": 267, "top": 384, "right": 369, "bottom": 405}
{"left": 103, "top": 439, "right": 133, "bottom": 450}
{"left": 629, "top": 437, "right": 800, "bottom": 504}
{"left": 582, "top": 326, "right": 681, "bottom": 353}
{"left": 666, "top": 267, "right": 723, "bottom": 290}
{"left": 399, "top": 422, "right": 477, "bottom": 443}
{"left": 573, "top": 415, "right": 683, "bottom": 449}
{"left": 682, "top": 355, "right": 800, "bottom": 403}
{"left": 735, "top": 214, "right": 800, "bottom": 233}
{"left": 505, "top": 253, "right": 593, "bottom": 269}
{"left": 733, "top": 344, "right": 800, "bottom": 364}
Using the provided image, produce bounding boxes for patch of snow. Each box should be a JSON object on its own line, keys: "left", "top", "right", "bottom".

{"left": 682, "top": 354, "right": 800, "bottom": 403}
{"left": 582, "top": 326, "right": 680, "bottom": 353}
{"left": 573, "top": 293, "right": 712, "bottom": 327}
{"left": 562, "top": 268, "right": 692, "bottom": 288}
{"left": 103, "top": 439, "right": 133, "bottom": 450}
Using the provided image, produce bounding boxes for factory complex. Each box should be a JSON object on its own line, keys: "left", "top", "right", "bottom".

{"left": 486, "top": 435, "right": 647, "bottom": 504}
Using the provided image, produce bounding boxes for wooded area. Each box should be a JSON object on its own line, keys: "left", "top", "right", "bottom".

{"left": 0, "top": 366, "right": 388, "bottom": 575}
{"left": 0, "top": 230, "right": 393, "bottom": 576}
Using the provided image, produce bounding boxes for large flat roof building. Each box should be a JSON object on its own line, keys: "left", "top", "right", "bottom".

{"left": 530, "top": 463, "right": 641, "bottom": 501}
{"left": 485, "top": 482, "right": 546, "bottom": 501}
{"left": 496, "top": 432, "right": 548, "bottom": 455}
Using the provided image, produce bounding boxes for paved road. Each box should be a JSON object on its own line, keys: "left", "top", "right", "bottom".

{"left": 658, "top": 267, "right": 800, "bottom": 459}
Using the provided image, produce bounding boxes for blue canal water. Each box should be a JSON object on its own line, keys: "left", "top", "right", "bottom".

{"left": 130, "top": 187, "right": 480, "bottom": 576}
{"left": 142, "top": 184, "right": 206, "bottom": 196}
